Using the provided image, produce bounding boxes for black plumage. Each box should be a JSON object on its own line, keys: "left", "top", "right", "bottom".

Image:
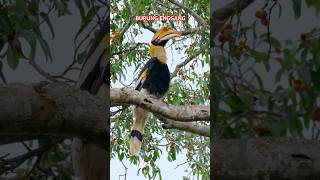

{"left": 135, "top": 57, "right": 170, "bottom": 98}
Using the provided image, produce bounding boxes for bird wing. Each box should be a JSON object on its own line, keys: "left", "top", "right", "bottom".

{"left": 135, "top": 58, "right": 157, "bottom": 91}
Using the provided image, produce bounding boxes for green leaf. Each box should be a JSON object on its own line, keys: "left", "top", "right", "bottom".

{"left": 74, "top": 0, "right": 85, "bottom": 20}
{"left": 19, "top": 30, "right": 37, "bottom": 51}
{"left": 289, "top": 117, "right": 303, "bottom": 134}
{"left": 40, "top": 12, "right": 55, "bottom": 39}
{"left": 250, "top": 49, "right": 268, "bottom": 62}
{"left": 260, "top": 34, "right": 282, "bottom": 49}
{"left": 252, "top": 70, "right": 264, "bottom": 90}
{"left": 226, "top": 94, "right": 245, "bottom": 112}
{"left": 275, "top": 68, "right": 284, "bottom": 83}
{"left": 6, "top": 44, "right": 20, "bottom": 70}
{"left": 170, "top": 147, "right": 176, "bottom": 161}
{"left": 293, "top": 0, "right": 302, "bottom": 19}
{"left": 266, "top": 120, "right": 287, "bottom": 136}
{"left": 152, "top": 150, "right": 159, "bottom": 161}
{"left": 142, "top": 165, "right": 149, "bottom": 175}
{"left": 250, "top": 49, "right": 270, "bottom": 71}
{"left": 36, "top": 35, "right": 52, "bottom": 61}
{"left": 0, "top": 38, "right": 4, "bottom": 51}
{"left": 74, "top": 6, "right": 100, "bottom": 41}
{"left": 16, "top": 0, "right": 27, "bottom": 13}
{"left": 311, "top": 68, "right": 320, "bottom": 90}
{"left": 306, "top": 0, "right": 320, "bottom": 15}
{"left": 76, "top": 51, "right": 87, "bottom": 64}
{"left": 55, "top": 1, "right": 72, "bottom": 17}
{"left": 119, "top": 152, "right": 124, "bottom": 161}
{"left": 0, "top": 61, "right": 7, "bottom": 83}
{"left": 0, "top": 10, "right": 12, "bottom": 33}
{"left": 28, "top": 0, "right": 39, "bottom": 16}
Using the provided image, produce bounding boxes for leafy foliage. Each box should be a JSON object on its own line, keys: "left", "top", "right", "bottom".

{"left": 213, "top": 0, "right": 320, "bottom": 140}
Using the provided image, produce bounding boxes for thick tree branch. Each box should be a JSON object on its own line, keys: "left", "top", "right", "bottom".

{"left": 0, "top": 82, "right": 107, "bottom": 148}
{"left": 160, "top": 117, "right": 209, "bottom": 137}
{"left": 141, "top": 22, "right": 202, "bottom": 36}
{"left": 213, "top": 137, "right": 320, "bottom": 179}
{"left": 111, "top": 87, "right": 209, "bottom": 122}
{"left": 0, "top": 82, "right": 208, "bottom": 148}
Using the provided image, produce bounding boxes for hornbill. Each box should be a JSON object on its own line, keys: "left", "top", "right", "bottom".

{"left": 129, "top": 27, "right": 181, "bottom": 155}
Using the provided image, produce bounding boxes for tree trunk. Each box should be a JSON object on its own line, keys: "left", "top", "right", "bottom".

{"left": 213, "top": 137, "right": 320, "bottom": 180}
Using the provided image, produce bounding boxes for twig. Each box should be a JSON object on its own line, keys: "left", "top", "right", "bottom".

{"left": 0, "top": 140, "right": 57, "bottom": 172}
{"left": 171, "top": 51, "right": 202, "bottom": 79}
{"left": 22, "top": 155, "right": 42, "bottom": 179}
{"left": 141, "top": 21, "right": 157, "bottom": 33}
{"left": 118, "top": 160, "right": 128, "bottom": 180}
{"left": 28, "top": 43, "right": 58, "bottom": 82}
{"left": 174, "top": 161, "right": 188, "bottom": 169}
{"left": 21, "top": 141, "right": 32, "bottom": 152}
{"left": 168, "top": 0, "right": 206, "bottom": 26}
{"left": 112, "top": 43, "right": 149, "bottom": 56}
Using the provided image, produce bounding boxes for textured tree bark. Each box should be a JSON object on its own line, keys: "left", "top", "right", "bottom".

{"left": 213, "top": 137, "right": 320, "bottom": 180}
{"left": 71, "top": 86, "right": 109, "bottom": 180}
{"left": 0, "top": 83, "right": 209, "bottom": 140}
{"left": 111, "top": 87, "right": 210, "bottom": 121}
{"left": 0, "top": 82, "right": 106, "bottom": 145}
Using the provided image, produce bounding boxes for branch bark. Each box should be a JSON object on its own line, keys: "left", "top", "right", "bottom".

{"left": 161, "top": 118, "right": 209, "bottom": 137}
{"left": 111, "top": 87, "right": 210, "bottom": 122}
{"left": 0, "top": 83, "right": 209, "bottom": 142}
{"left": 0, "top": 82, "right": 107, "bottom": 148}
{"left": 213, "top": 137, "right": 320, "bottom": 179}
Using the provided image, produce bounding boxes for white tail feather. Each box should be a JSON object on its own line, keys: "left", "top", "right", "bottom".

{"left": 129, "top": 137, "right": 142, "bottom": 155}
{"left": 129, "top": 103, "right": 150, "bottom": 155}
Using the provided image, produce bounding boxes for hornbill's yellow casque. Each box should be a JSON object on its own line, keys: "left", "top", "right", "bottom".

{"left": 129, "top": 27, "right": 181, "bottom": 155}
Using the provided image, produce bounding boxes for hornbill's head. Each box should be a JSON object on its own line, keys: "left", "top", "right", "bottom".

{"left": 149, "top": 27, "right": 181, "bottom": 57}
